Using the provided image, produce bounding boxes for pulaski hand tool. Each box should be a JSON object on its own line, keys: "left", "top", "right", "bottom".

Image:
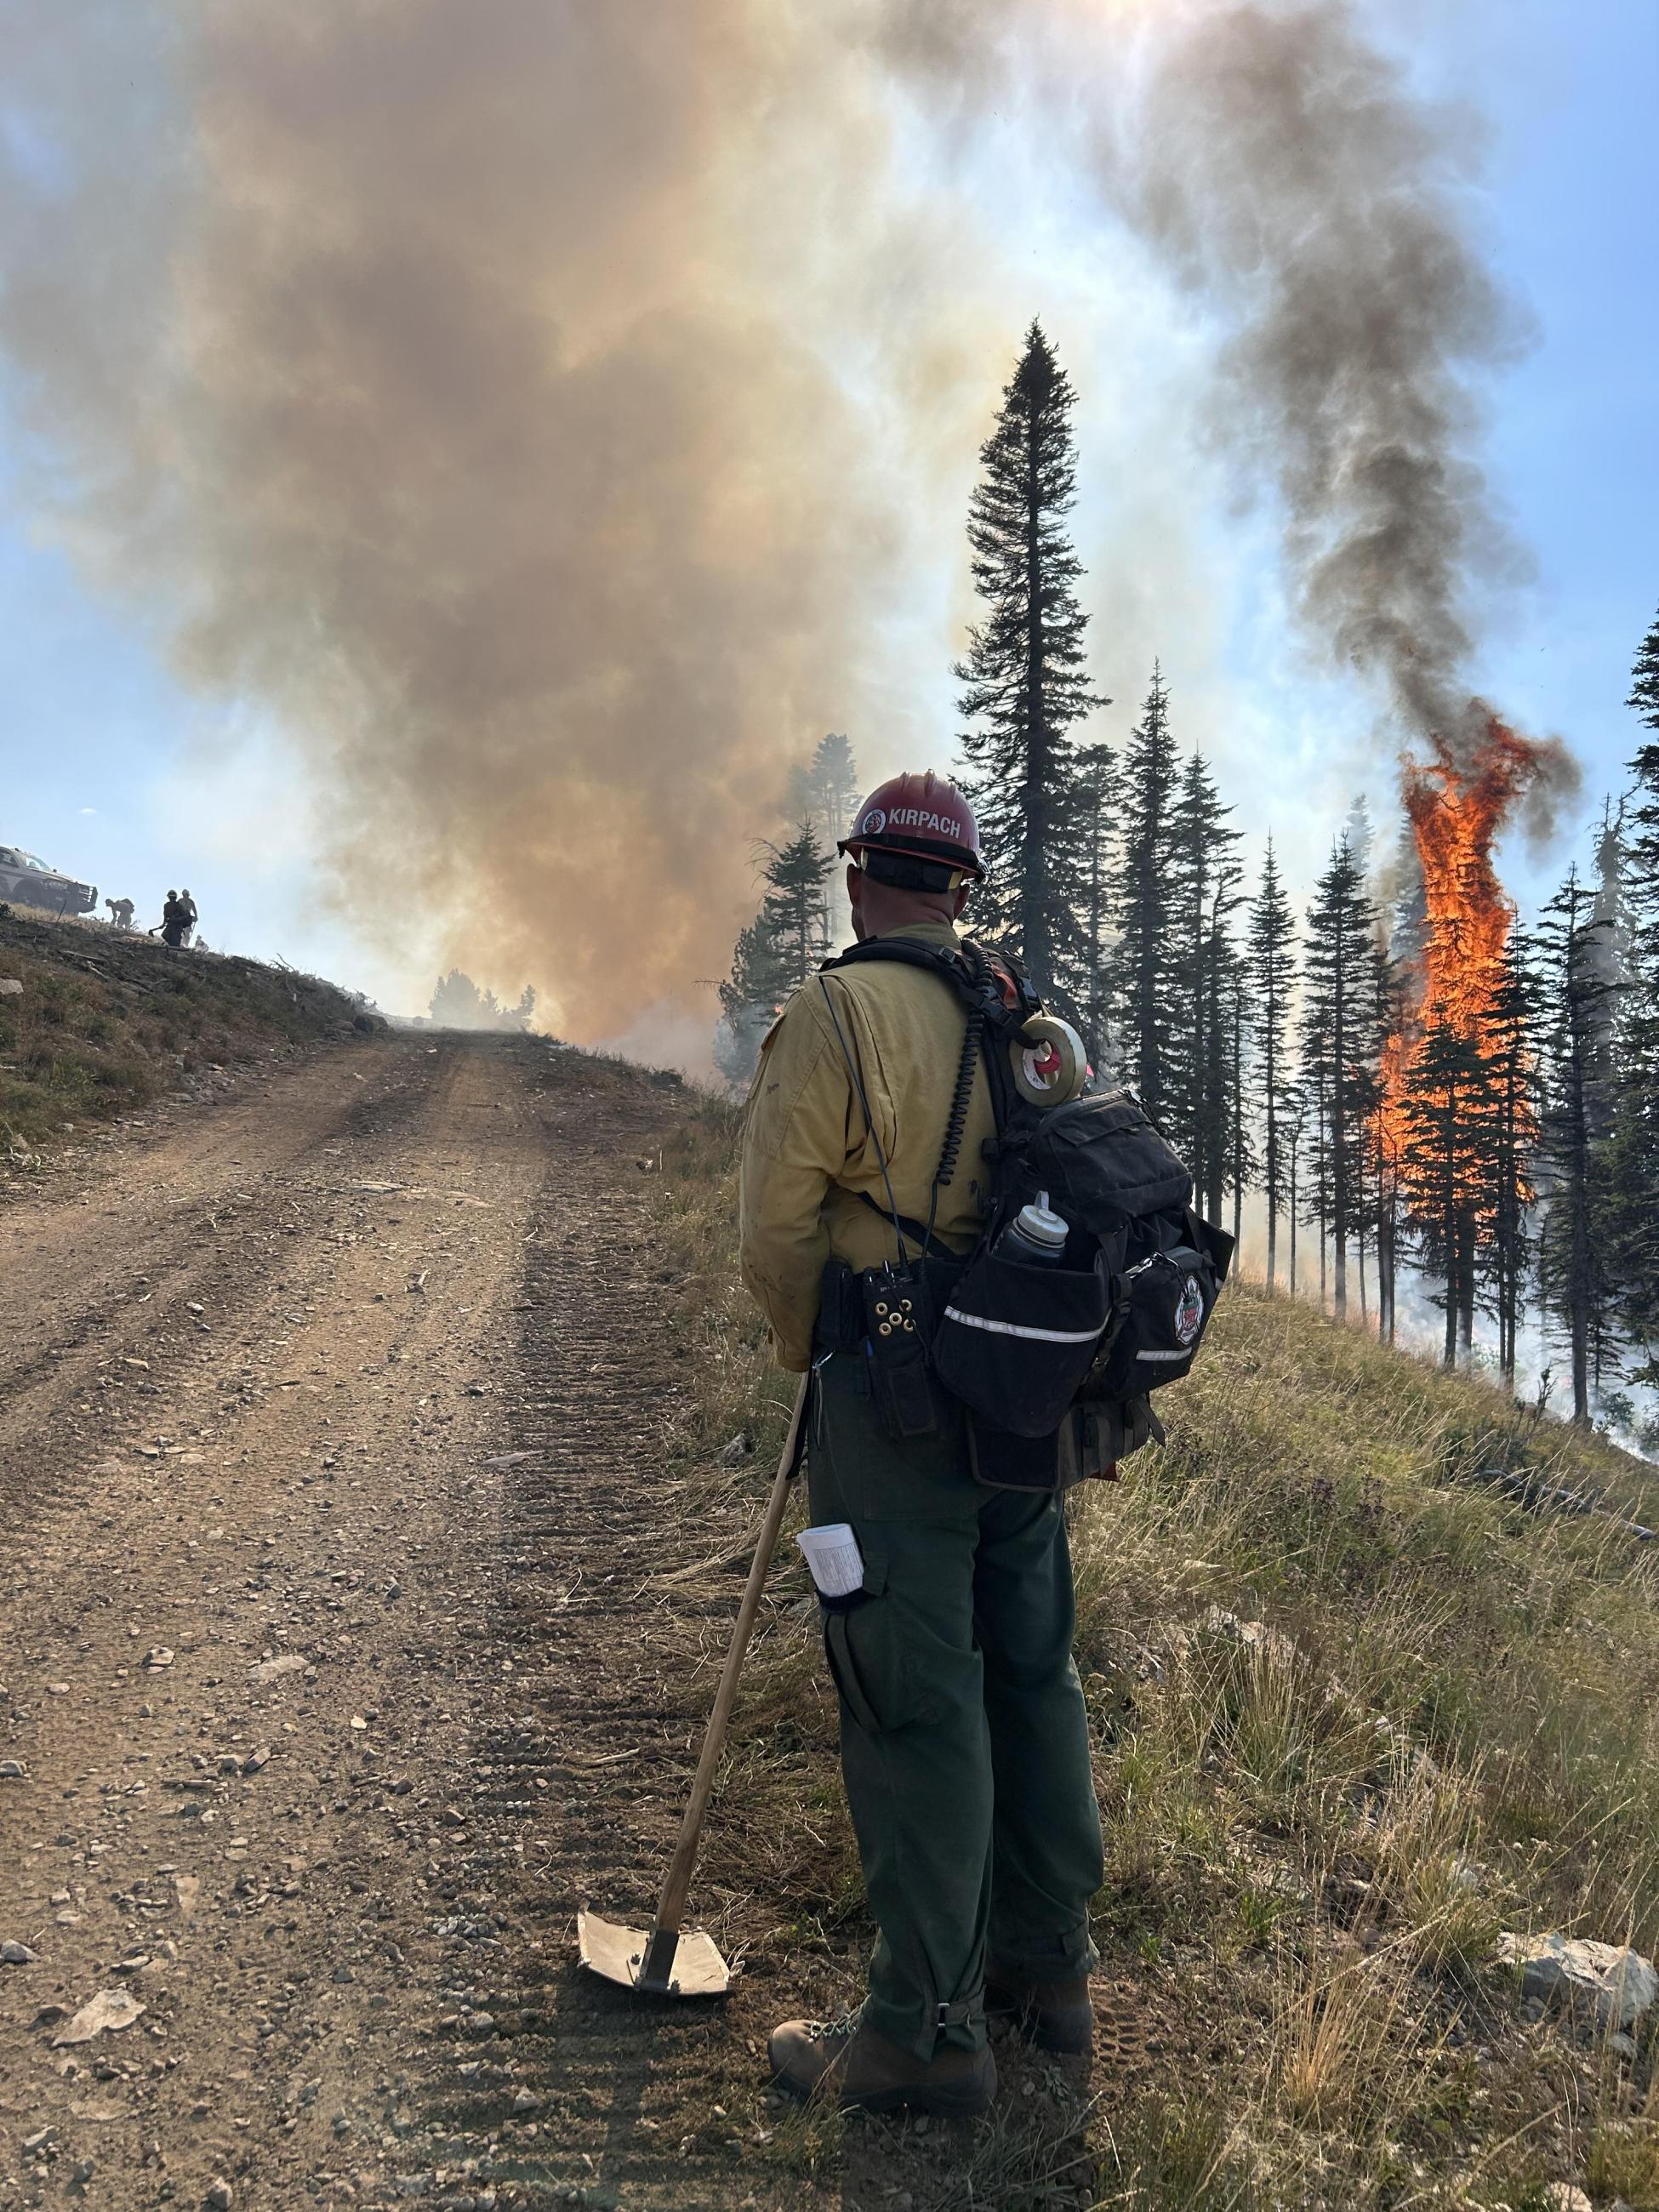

{"left": 577, "top": 1370, "right": 810, "bottom": 1998}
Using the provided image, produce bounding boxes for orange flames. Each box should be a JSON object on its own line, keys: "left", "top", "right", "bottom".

{"left": 1377, "top": 713, "right": 1542, "bottom": 1160}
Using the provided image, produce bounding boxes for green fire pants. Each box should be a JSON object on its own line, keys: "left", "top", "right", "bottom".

{"left": 807, "top": 1350, "right": 1103, "bottom": 2060}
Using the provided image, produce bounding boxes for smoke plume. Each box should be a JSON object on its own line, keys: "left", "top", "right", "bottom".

{"left": 1097, "top": 0, "right": 1575, "bottom": 807}
{"left": 0, "top": 2, "right": 1573, "bottom": 1039}
{"left": 0, "top": 2, "right": 998, "bottom": 1037}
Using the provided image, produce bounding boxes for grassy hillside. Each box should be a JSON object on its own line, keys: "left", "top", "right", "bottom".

{"left": 0, "top": 905, "right": 379, "bottom": 1170}
{"left": 651, "top": 1094, "right": 1659, "bottom": 2211}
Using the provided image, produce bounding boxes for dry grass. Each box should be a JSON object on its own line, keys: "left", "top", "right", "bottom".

{"left": 648, "top": 1092, "right": 1659, "bottom": 2209}
{"left": 0, "top": 905, "right": 377, "bottom": 1166}
{"left": 1269, "top": 1936, "right": 1439, "bottom": 2131}
{"left": 1367, "top": 1752, "right": 1508, "bottom": 1975}
{"left": 1096, "top": 2099, "right": 1256, "bottom": 2210}
{"left": 1587, "top": 2117, "right": 1659, "bottom": 2205}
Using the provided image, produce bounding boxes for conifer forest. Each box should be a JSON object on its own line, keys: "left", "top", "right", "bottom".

{"left": 718, "top": 325, "right": 1659, "bottom": 1445}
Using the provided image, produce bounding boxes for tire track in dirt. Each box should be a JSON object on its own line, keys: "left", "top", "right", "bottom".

{"left": 362, "top": 1076, "right": 833, "bottom": 2212}
{"left": 0, "top": 1038, "right": 426, "bottom": 1516}
{"left": 0, "top": 1035, "right": 725, "bottom": 2210}
{"left": 3, "top": 1031, "right": 1098, "bottom": 2212}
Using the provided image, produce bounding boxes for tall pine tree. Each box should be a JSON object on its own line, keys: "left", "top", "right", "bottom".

{"left": 784, "top": 734, "right": 861, "bottom": 954}
{"left": 1114, "top": 666, "right": 1179, "bottom": 1119}
{"left": 715, "top": 824, "right": 833, "bottom": 1090}
{"left": 1073, "top": 738, "right": 1120, "bottom": 1075}
{"left": 1614, "top": 611, "right": 1659, "bottom": 1381}
{"left": 1629, "top": 602, "right": 1659, "bottom": 730}
{"left": 1485, "top": 935, "right": 1541, "bottom": 1388}
{"left": 1167, "top": 750, "right": 1244, "bottom": 1218}
{"left": 1246, "top": 840, "right": 1297, "bottom": 1288}
{"left": 1283, "top": 1080, "right": 1313, "bottom": 1297}
{"left": 766, "top": 824, "right": 835, "bottom": 982}
{"left": 956, "top": 322, "right": 1106, "bottom": 1002}
{"left": 1367, "top": 943, "right": 1410, "bottom": 1344}
{"left": 1299, "top": 839, "right": 1382, "bottom": 1323}
{"left": 1223, "top": 956, "right": 1257, "bottom": 1251}
{"left": 1398, "top": 1021, "right": 1491, "bottom": 1367}
{"left": 1534, "top": 864, "right": 1619, "bottom": 1424}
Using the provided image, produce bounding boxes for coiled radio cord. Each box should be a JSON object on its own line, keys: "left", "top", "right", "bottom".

{"left": 924, "top": 996, "right": 984, "bottom": 1251}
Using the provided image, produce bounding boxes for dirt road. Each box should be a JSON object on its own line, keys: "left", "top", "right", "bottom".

{"left": 0, "top": 1034, "right": 829, "bottom": 2212}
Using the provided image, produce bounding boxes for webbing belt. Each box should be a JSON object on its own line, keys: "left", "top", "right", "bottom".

{"left": 855, "top": 1188, "right": 959, "bottom": 1259}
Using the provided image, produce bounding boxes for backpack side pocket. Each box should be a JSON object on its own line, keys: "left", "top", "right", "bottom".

{"left": 1092, "top": 1245, "right": 1220, "bottom": 1395}
{"left": 932, "top": 1248, "right": 1110, "bottom": 1438}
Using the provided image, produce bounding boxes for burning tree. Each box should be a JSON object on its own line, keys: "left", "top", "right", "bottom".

{"left": 1395, "top": 723, "right": 1538, "bottom": 1037}
{"left": 1377, "top": 717, "right": 1557, "bottom": 1369}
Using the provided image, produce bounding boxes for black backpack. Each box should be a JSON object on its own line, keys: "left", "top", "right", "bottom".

{"left": 823, "top": 934, "right": 1234, "bottom": 1443}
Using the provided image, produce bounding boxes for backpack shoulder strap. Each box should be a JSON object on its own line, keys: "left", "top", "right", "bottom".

{"left": 822, "top": 935, "right": 1040, "bottom": 1030}
{"left": 823, "top": 933, "right": 1042, "bottom": 1138}
{"left": 821, "top": 932, "right": 978, "bottom": 1000}
{"left": 821, "top": 934, "right": 1046, "bottom": 1224}
{"left": 958, "top": 943, "right": 1031, "bottom": 1139}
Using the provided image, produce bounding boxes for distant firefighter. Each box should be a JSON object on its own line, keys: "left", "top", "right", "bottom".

{"left": 105, "top": 896, "right": 135, "bottom": 932}
{"left": 178, "top": 887, "right": 198, "bottom": 947}
{"left": 158, "top": 890, "right": 185, "bottom": 948}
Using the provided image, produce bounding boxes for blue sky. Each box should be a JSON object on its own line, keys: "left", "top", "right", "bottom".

{"left": 1, "top": 1, "right": 1655, "bottom": 1017}
{"left": 1441, "top": 0, "right": 1659, "bottom": 904}
{"left": 0, "top": 489, "right": 335, "bottom": 970}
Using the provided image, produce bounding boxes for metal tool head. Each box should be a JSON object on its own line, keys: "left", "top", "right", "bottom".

{"left": 576, "top": 1911, "right": 732, "bottom": 1999}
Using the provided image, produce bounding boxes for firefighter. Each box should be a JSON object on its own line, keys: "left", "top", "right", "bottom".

{"left": 178, "top": 888, "right": 198, "bottom": 947}
{"left": 738, "top": 772, "right": 1103, "bottom": 2116}
{"left": 158, "top": 892, "right": 185, "bottom": 948}
{"left": 105, "top": 897, "right": 135, "bottom": 932}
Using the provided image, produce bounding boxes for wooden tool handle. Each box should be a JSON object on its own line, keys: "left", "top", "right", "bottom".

{"left": 642, "top": 1371, "right": 810, "bottom": 1972}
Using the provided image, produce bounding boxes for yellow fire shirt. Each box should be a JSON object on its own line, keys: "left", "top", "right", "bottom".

{"left": 738, "top": 922, "right": 997, "bottom": 1371}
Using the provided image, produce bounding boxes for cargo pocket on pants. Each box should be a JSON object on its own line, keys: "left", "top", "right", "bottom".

{"left": 821, "top": 1548, "right": 934, "bottom": 1735}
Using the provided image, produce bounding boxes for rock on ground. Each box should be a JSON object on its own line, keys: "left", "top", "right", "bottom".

{"left": 1497, "top": 1930, "right": 1659, "bottom": 2032}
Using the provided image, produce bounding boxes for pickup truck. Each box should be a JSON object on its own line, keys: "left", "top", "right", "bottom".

{"left": 0, "top": 843, "right": 98, "bottom": 916}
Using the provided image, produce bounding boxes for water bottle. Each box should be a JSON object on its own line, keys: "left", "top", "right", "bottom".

{"left": 999, "top": 1191, "right": 1069, "bottom": 1266}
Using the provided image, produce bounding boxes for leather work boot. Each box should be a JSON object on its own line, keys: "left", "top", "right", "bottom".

{"left": 984, "top": 1964, "right": 1094, "bottom": 2055}
{"left": 767, "top": 2015, "right": 998, "bottom": 2115}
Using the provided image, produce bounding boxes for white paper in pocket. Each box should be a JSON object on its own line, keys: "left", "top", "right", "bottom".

{"left": 795, "top": 1522, "right": 865, "bottom": 1599}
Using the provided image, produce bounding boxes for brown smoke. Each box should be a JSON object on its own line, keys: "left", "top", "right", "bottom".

{"left": 1, "top": 0, "right": 1574, "bottom": 1040}
{"left": 0, "top": 2, "right": 998, "bottom": 1039}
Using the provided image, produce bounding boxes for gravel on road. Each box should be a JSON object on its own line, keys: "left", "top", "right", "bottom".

{"left": 0, "top": 1034, "right": 818, "bottom": 2212}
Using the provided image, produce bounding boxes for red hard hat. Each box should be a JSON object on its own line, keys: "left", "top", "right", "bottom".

{"left": 837, "top": 771, "right": 984, "bottom": 879}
